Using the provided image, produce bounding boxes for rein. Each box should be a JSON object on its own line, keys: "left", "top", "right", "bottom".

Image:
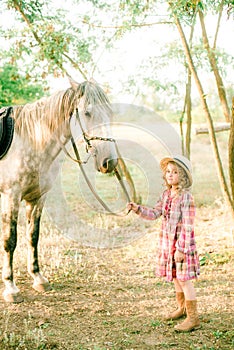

{"left": 60, "top": 108, "right": 132, "bottom": 217}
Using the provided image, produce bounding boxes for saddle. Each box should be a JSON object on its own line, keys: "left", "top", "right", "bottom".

{"left": 0, "top": 106, "right": 14, "bottom": 160}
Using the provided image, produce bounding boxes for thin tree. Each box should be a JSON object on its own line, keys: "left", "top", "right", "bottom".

{"left": 198, "top": 8, "right": 231, "bottom": 122}
{"left": 184, "top": 14, "right": 196, "bottom": 159}
{"left": 229, "top": 97, "right": 234, "bottom": 200}
{"left": 172, "top": 12, "right": 234, "bottom": 217}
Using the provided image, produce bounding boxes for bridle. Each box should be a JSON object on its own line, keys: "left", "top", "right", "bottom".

{"left": 76, "top": 107, "right": 116, "bottom": 150}
{"left": 59, "top": 108, "right": 133, "bottom": 216}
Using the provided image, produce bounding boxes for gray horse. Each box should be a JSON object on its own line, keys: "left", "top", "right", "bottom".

{"left": 0, "top": 78, "right": 118, "bottom": 302}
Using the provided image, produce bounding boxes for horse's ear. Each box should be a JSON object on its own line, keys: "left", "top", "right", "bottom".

{"left": 68, "top": 76, "right": 79, "bottom": 90}
{"left": 89, "top": 77, "right": 97, "bottom": 84}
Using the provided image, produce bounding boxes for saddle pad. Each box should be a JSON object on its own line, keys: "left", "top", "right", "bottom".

{"left": 0, "top": 106, "right": 14, "bottom": 160}
{"left": 0, "top": 107, "right": 8, "bottom": 140}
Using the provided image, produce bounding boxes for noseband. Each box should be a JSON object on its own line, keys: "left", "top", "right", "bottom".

{"left": 59, "top": 108, "right": 133, "bottom": 216}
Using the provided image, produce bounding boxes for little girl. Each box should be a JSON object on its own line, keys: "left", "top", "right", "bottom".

{"left": 128, "top": 155, "right": 200, "bottom": 332}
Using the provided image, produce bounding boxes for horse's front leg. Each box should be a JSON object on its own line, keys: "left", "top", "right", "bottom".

{"left": 26, "top": 199, "right": 52, "bottom": 292}
{"left": 1, "top": 193, "right": 23, "bottom": 303}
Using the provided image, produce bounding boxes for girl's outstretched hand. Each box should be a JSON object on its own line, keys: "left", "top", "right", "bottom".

{"left": 127, "top": 202, "right": 139, "bottom": 213}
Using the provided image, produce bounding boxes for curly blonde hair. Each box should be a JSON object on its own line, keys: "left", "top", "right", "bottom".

{"left": 162, "top": 161, "right": 191, "bottom": 195}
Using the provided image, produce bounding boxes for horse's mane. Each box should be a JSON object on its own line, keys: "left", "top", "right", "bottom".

{"left": 13, "top": 81, "right": 111, "bottom": 149}
{"left": 77, "top": 81, "right": 111, "bottom": 110}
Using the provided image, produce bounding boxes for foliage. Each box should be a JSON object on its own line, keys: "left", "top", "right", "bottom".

{"left": 2, "top": 0, "right": 97, "bottom": 79}
{"left": 199, "top": 251, "right": 232, "bottom": 265}
{"left": 0, "top": 0, "right": 233, "bottom": 111}
{"left": 0, "top": 63, "right": 45, "bottom": 106}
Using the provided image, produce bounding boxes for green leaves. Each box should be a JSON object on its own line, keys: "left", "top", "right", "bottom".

{"left": 0, "top": 0, "right": 233, "bottom": 113}
{"left": 0, "top": 63, "right": 45, "bottom": 105}
{"left": 2, "top": 0, "right": 96, "bottom": 79}
{"left": 199, "top": 251, "right": 232, "bottom": 266}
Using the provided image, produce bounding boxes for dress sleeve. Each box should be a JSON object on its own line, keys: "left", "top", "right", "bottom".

{"left": 175, "top": 192, "right": 196, "bottom": 253}
{"left": 137, "top": 194, "right": 163, "bottom": 221}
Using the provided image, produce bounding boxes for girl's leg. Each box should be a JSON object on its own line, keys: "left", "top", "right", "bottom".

{"left": 173, "top": 278, "right": 184, "bottom": 292}
{"left": 174, "top": 280, "right": 200, "bottom": 332}
{"left": 164, "top": 278, "right": 185, "bottom": 320}
{"left": 179, "top": 280, "right": 196, "bottom": 300}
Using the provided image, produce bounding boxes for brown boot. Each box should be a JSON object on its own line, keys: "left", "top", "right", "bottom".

{"left": 174, "top": 300, "right": 200, "bottom": 332}
{"left": 164, "top": 292, "right": 186, "bottom": 321}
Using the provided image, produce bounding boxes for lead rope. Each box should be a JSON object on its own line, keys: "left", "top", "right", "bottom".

{"left": 70, "top": 136, "right": 132, "bottom": 217}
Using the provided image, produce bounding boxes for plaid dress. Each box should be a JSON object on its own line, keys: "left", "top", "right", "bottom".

{"left": 137, "top": 189, "right": 200, "bottom": 282}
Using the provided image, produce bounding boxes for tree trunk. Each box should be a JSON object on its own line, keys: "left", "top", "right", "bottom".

{"left": 184, "top": 13, "right": 197, "bottom": 160}
{"left": 185, "top": 68, "right": 192, "bottom": 159}
{"left": 182, "top": 16, "right": 195, "bottom": 159}
{"left": 195, "top": 123, "right": 230, "bottom": 134}
{"left": 229, "top": 97, "right": 234, "bottom": 200}
{"left": 173, "top": 15, "right": 234, "bottom": 216}
{"left": 198, "top": 10, "right": 231, "bottom": 122}
{"left": 181, "top": 69, "right": 192, "bottom": 159}
{"left": 213, "top": 0, "right": 224, "bottom": 49}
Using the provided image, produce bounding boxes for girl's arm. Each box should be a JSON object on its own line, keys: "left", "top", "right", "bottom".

{"left": 128, "top": 197, "right": 163, "bottom": 221}
{"left": 175, "top": 193, "right": 196, "bottom": 253}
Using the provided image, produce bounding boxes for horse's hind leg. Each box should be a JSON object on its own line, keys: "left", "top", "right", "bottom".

{"left": 1, "top": 193, "right": 23, "bottom": 303}
{"left": 26, "top": 199, "right": 52, "bottom": 292}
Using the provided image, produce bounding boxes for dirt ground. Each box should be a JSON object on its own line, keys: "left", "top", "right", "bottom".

{"left": 0, "top": 205, "right": 233, "bottom": 350}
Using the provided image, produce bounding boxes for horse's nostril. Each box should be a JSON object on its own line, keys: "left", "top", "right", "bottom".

{"left": 102, "top": 158, "right": 108, "bottom": 169}
{"left": 102, "top": 158, "right": 117, "bottom": 173}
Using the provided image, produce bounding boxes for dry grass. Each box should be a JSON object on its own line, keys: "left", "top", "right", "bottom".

{"left": 0, "top": 123, "right": 233, "bottom": 349}
{"left": 0, "top": 201, "right": 233, "bottom": 350}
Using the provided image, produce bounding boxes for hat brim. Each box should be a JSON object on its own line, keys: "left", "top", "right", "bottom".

{"left": 160, "top": 157, "right": 193, "bottom": 187}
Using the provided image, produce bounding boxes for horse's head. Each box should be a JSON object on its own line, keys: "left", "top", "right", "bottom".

{"left": 70, "top": 78, "right": 118, "bottom": 173}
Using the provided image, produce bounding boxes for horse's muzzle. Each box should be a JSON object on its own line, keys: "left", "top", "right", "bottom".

{"left": 99, "top": 158, "right": 118, "bottom": 173}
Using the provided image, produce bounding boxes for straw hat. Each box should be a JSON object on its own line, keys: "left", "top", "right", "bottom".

{"left": 160, "top": 155, "right": 193, "bottom": 187}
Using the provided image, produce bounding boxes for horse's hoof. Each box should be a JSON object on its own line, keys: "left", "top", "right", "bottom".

{"left": 33, "top": 282, "right": 52, "bottom": 293}
{"left": 3, "top": 293, "right": 24, "bottom": 303}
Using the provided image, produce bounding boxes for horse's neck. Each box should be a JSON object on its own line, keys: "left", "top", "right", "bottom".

{"left": 13, "top": 100, "right": 73, "bottom": 151}
{"left": 42, "top": 122, "right": 72, "bottom": 166}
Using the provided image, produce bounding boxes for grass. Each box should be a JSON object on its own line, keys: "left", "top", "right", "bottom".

{"left": 0, "top": 202, "right": 233, "bottom": 349}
